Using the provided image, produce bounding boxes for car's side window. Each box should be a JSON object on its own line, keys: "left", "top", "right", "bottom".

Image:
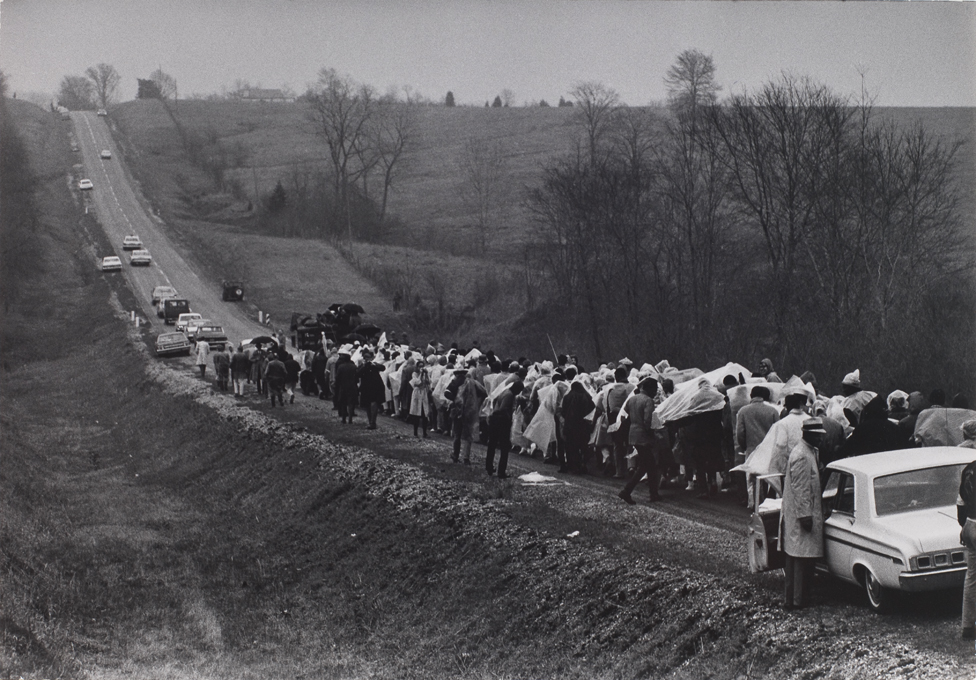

{"left": 823, "top": 471, "right": 855, "bottom": 516}
{"left": 836, "top": 473, "right": 855, "bottom": 515}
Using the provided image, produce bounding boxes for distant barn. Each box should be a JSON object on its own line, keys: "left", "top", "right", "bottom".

{"left": 240, "top": 88, "right": 295, "bottom": 103}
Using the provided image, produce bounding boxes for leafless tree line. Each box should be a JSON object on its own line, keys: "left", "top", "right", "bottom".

{"left": 528, "top": 52, "right": 973, "bottom": 393}
{"left": 304, "top": 68, "right": 416, "bottom": 242}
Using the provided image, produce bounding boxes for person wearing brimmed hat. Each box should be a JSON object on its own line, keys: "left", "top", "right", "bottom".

{"left": 780, "top": 418, "right": 827, "bottom": 610}
{"left": 956, "top": 419, "right": 976, "bottom": 639}
{"left": 334, "top": 347, "right": 359, "bottom": 424}
{"left": 358, "top": 349, "right": 386, "bottom": 429}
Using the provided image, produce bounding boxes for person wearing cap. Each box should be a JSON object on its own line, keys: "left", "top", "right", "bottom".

{"left": 358, "top": 350, "right": 386, "bottom": 429}
{"left": 334, "top": 348, "right": 359, "bottom": 423}
{"left": 780, "top": 418, "right": 827, "bottom": 610}
{"left": 956, "top": 420, "right": 976, "bottom": 639}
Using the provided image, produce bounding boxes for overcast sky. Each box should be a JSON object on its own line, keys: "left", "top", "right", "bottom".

{"left": 2, "top": 0, "right": 975, "bottom": 107}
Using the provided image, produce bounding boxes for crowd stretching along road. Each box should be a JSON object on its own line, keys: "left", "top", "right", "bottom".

{"left": 77, "top": 109, "right": 976, "bottom": 634}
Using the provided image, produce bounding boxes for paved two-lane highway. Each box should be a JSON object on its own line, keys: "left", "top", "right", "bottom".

{"left": 72, "top": 111, "right": 267, "bottom": 346}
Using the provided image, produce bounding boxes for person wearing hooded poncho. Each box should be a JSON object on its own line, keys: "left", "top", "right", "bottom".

{"left": 662, "top": 378, "right": 728, "bottom": 499}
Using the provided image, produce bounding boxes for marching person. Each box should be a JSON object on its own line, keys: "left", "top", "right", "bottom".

{"left": 230, "top": 344, "right": 249, "bottom": 396}
{"left": 485, "top": 380, "right": 523, "bottom": 478}
{"left": 358, "top": 349, "right": 387, "bottom": 430}
{"left": 781, "top": 418, "right": 827, "bottom": 610}
{"left": 195, "top": 337, "right": 211, "bottom": 379}
{"left": 618, "top": 376, "right": 663, "bottom": 504}
{"left": 283, "top": 352, "right": 301, "bottom": 404}
{"left": 212, "top": 344, "right": 230, "bottom": 391}
{"left": 334, "top": 348, "right": 359, "bottom": 423}
{"left": 264, "top": 353, "right": 287, "bottom": 408}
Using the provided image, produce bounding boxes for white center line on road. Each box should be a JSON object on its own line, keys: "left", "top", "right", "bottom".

{"left": 80, "top": 113, "right": 173, "bottom": 289}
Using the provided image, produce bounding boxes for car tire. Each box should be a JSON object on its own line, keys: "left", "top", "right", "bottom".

{"left": 863, "top": 568, "right": 893, "bottom": 613}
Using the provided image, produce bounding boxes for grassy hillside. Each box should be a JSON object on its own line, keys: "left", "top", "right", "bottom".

{"left": 108, "top": 99, "right": 976, "bottom": 362}
{"left": 112, "top": 99, "right": 976, "bottom": 251}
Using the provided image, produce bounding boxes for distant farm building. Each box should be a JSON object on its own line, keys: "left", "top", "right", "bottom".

{"left": 240, "top": 88, "right": 295, "bottom": 103}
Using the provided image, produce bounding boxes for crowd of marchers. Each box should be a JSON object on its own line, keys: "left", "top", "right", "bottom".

{"left": 187, "top": 331, "right": 976, "bottom": 626}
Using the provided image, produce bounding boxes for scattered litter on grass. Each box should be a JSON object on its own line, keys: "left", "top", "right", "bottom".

{"left": 518, "top": 471, "right": 565, "bottom": 485}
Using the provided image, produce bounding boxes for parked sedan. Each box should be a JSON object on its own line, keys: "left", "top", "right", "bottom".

{"left": 122, "top": 235, "right": 143, "bottom": 250}
{"left": 155, "top": 332, "right": 192, "bottom": 357}
{"left": 151, "top": 285, "right": 178, "bottom": 305}
{"left": 100, "top": 256, "right": 122, "bottom": 272}
{"left": 129, "top": 248, "right": 152, "bottom": 266}
{"left": 193, "top": 325, "right": 228, "bottom": 351}
{"left": 78, "top": 178, "right": 94, "bottom": 190}
{"left": 175, "top": 313, "right": 203, "bottom": 334}
{"left": 749, "top": 447, "right": 975, "bottom": 612}
{"left": 100, "top": 149, "right": 112, "bottom": 159}
{"left": 97, "top": 109, "right": 108, "bottom": 117}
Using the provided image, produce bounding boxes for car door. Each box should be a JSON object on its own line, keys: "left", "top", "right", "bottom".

{"left": 822, "top": 470, "right": 856, "bottom": 583}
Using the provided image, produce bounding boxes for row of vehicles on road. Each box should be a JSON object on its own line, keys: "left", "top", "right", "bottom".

{"left": 100, "top": 234, "right": 153, "bottom": 271}
{"left": 152, "top": 285, "right": 229, "bottom": 356}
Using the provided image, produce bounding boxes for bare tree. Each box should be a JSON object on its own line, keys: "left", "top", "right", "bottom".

{"left": 569, "top": 81, "right": 620, "bottom": 162}
{"left": 500, "top": 88, "right": 515, "bottom": 107}
{"left": 307, "top": 68, "right": 376, "bottom": 240}
{"left": 150, "top": 68, "right": 177, "bottom": 100}
{"left": 57, "top": 75, "right": 94, "bottom": 110}
{"left": 85, "top": 63, "right": 121, "bottom": 109}
{"left": 371, "top": 103, "right": 416, "bottom": 221}
{"left": 664, "top": 49, "right": 721, "bottom": 115}
{"left": 458, "top": 137, "right": 506, "bottom": 251}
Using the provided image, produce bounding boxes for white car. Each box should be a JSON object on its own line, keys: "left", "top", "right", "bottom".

{"left": 122, "top": 235, "right": 143, "bottom": 250}
{"left": 100, "top": 256, "right": 122, "bottom": 272}
{"left": 100, "top": 149, "right": 112, "bottom": 159}
{"left": 750, "top": 447, "right": 975, "bottom": 612}
{"left": 184, "top": 318, "right": 213, "bottom": 340}
{"left": 78, "top": 179, "right": 93, "bottom": 190}
{"left": 129, "top": 249, "right": 152, "bottom": 266}
{"left": 151, "top": 285, "right": 178, "bottom": 305}
{"left": 96, "top": 109, "right": 107, "bottom": 116}
{"left": 175, "top": 313, "right": 203, "bottom": 334}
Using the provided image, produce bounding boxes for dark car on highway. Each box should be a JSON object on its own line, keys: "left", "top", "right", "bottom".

{"left": 222, "top": 281, "right": 245, "bottom": 301}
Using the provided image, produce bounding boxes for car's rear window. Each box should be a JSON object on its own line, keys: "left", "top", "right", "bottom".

{"left": 873, "top": 463, "right": 966, "bottom": 516}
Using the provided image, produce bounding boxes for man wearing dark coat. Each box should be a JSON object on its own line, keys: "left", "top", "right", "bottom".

{"left": 334, "top": 351, "right": 359, "bottom": 423}
{"left": 311, "top": 349, "right": 329, "bottom": 400}
{"left": 838, "top": 395, "right": 903, "bottom": 458}
{"left": 560, "top": 381, "right": 595, "bottom": 474}
{"left": 264, "top": 355, "right": 288, "bottom": 408}
{"left": 358, "top": 352, "right": 387, "bottom": 429}
{"left": 486, "top": 381, "right": 522, "bottom": 478}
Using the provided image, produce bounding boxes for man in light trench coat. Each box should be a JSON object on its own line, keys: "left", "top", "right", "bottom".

{"left": 780, "top": 417, "right": 826, "bottom": 610}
